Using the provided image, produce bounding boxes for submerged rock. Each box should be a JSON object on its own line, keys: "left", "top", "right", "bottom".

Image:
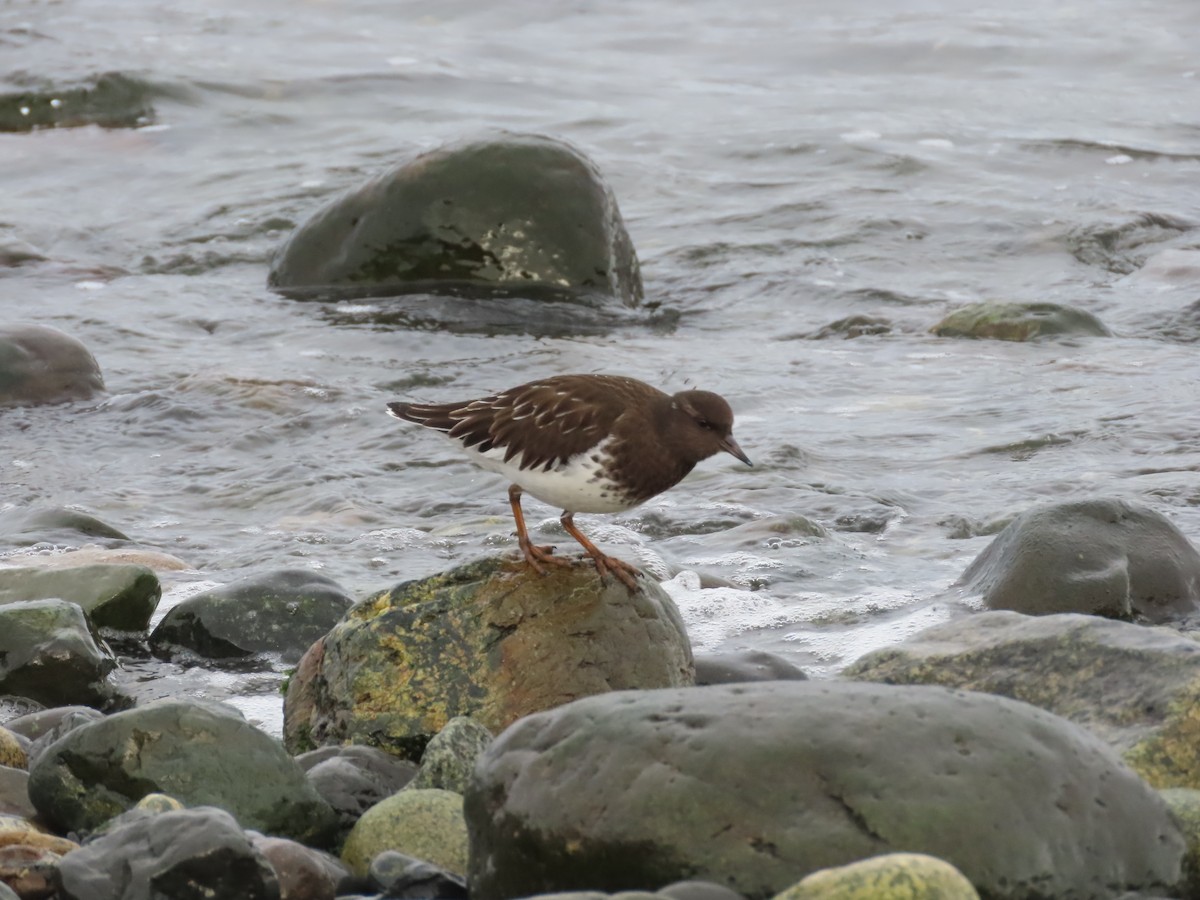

{"left": 0, "top": 506, "right": 129, "bottom": 548}
{"left": 283, "top": 555, "right": 693, "bottom": 760}
{"left": 846, "top": 611, "right": 1200, "bottom": 790}
{"left": 931, "top": 301, "right": 1110, "bottom": 340}
{"left": 0, "top": 72, "right": 156, "bottom": 132}
{"left": 0, "top": 324, "right": 104, "bottom": 407}
{"left": 954, "top": 498, "right": 1200, "bottom": 622}
{"left": 268, "top": 132, "right": 642, "bottom": 308}
{"left": 466, "top": 681, "right": 1183, "bottom": 900}
{"left": 0, "top": 599, "right": 125, "bottom": 710}
{"left": 0, "top": 564, "right": 160, "bottom": 631}
{"left": 28, "top": 698, "right": 338, "bottom": 846}
{"left": 150, "top": 568, "right": 353, "bottom": 662}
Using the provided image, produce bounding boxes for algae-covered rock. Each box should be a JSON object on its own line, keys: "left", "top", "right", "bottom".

{"left": 845, "top": 611, "right": 1200, "bottom": 789}
{"left": 28, "top": 698, "right": 337, "bottom": 846}
{"left": 150, "top": 568, "right": 353, "bottom": 661}
{"left": 931, "top": 301, "right": 1110, "bottom": 340}
{"left": 408, "top": 716, "right": 492, "bottom": 794}
{"left": 0, "top": 729, "right": 26, "bottom": 770}
{"left": 0, "top": 564, "right": 160, "bottom": 631}
{"left": 955, "top": 498, "right": 1200, "bottom": 622}
{"left": 0, "top": 325, "right": 105, "bottom": 407}
{"left": 284, "top": 555, "right": 693, "bottom": 760}
{"left": 341, "top": 788, "right": 468, "bottom": 877}
{"left": 772, "top": 853, "right": 979, "bottom": 900}
{"left": 269, "top": 132, "right": 642, "bottom": 307}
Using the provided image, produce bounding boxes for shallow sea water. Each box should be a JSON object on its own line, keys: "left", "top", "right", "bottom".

{"left": 3, "top": 0, "right": 1200, "bottom": 732}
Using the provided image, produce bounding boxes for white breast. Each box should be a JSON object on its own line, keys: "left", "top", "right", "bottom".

{"left": 458, "top": 436, "right": 634, "bottom": 514}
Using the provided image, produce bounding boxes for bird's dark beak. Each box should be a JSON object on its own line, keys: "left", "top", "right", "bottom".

{"left": 720, "top": 435, "right": 752, "bottom": 467}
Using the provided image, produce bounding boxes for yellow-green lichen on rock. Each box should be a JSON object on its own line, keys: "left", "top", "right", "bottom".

{"left": 931, "top": 301, "right": 1110, "bottom": 341}
{"left": 341, "top": 787, "right": 468, "bottom": 876}
{"left": 773, "top": 853, "right": 979, "bottom": 900}
{"left": 284, "top": 554, "right": 693, "bottom": 760}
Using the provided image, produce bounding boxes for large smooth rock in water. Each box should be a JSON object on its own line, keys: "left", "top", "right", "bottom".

{"left": 465, "top": 681, "right": 1184, "bottom": 900}
{"left": 0, "top": 506, "right": 129, "bottom": 548}
{"left": 268, "top": 132, "right": 642, "bottom": 307}
{"left": 0, "top": 599, "right": 125, "bottom": 709}
{"left": 0, "top": 324, "right": 104, "bottom": 407}
{"left": 55, "top": 806, "right": 278, "bottom": 900}
{"left": 955, "top": 498, "right": 1200, "bottom": 622}
{"left": 284, "top": 556, "right": 693, "bottom": 760}
{"left": 28, "top": 699, "right": 337, "bottom": 846}
{"left": 149, "top": 568, "right": 353, "bottom": 662}
{"left": 930, "top": 301, "right": 1111, "bottom": 340}
{"left": 0, "top": 564, "right": 160, "bottom": 631}
{"left": 846, "top": 611, "right": 1200, "bottom": 789}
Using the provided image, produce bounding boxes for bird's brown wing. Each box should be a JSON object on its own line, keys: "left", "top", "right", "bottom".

{"left": 388, "top": 374, "right": 664, "bottom": 472}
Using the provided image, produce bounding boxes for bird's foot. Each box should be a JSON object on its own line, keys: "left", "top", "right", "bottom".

{"left": 587, "top": 551, "right": 642, "bottom": 592}
{"left": 519, "top": 540, "right": 576, "bottom": 576}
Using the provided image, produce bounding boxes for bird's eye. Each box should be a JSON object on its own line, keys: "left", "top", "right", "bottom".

{"left": 696, "top": 419, "right": 712, "bottom": 429}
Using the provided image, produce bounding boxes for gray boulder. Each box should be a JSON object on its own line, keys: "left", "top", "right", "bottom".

{"left": 268, "top": 132, "right": 642, "bottom": 308}
{"left": 0, "top": 324, "right": 104, "bottom": 406}
{"left": 955, "top": 498, "right": 1200, "bottom": 622}
{"left": 28, "top": 698, "right": 337, "bottom": 846}
{"left": 466, "top": 681, "right": 1184, "bottom": 900}
{"left": 55, "top": 806, "right": 278, "bottom": 900}
{"left": 0, "top": 564, "right": 160, "bottom": 631}
{"left": 0, "top": 506, "right": 129, "bottom": 548}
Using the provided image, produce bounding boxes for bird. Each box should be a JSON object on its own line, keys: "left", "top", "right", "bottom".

{"left": 386, "top": 373, "right": 751, "bottom": 591}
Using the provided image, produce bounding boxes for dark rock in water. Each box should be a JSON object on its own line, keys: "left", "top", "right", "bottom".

{"left": 28, "top": 698, "right": 338, "bottom": 846}
{"left": 368, "top": 850, "right": 468, "bottom": 900}
{"left": 0, "top": 599, "right": 126, "bottom": 710}
{"left": 0, "top": 72, "right": 157, "bottom": 132}
{"left": 249, "top": 832, "right": 349, "bottom": 900}
{"left": 268, "top": 132, "right": 642, "bottom": 308}
{"left": 0, "top": 324, "right": 104, "bottom": 407}
{"left": 803, "top": 314, "right": 893, "bottom": 339}
{"left": 693, "top": 650, "right": 807, "bottom": 685}
{"left": 150, "top": 568, "right": 353, "bottom": 662}
{"left": 408, "top": 716, "right": 493, "bottom": 794}
{"left": 0, "top": 506, "right": 129, "bottom": 548}
{"left": 954, "top": 498, "right": 1200, "bottom": 622}
{"left": 0, "top": 564, "right": 160, "bottom": 631}
{"left": 297, "top": 744, "right": 417, "bottom": 838}
{"left": 283, "top": 555, "right": 692, "bottom": 760}
{"left": 845, "top": 610, "right": 1200, "bottom": 790}
{"left": 466, "top": 681, "right": 1184, "bottom": 900}
{"left": 55, "top": 806, "right": 279, "bottom": 900}
{"left": 1068, "top": 212, "right": 1194, "bottom": 275}
{"left": 931, "top": 301, "right": 1111, "bottom": 340}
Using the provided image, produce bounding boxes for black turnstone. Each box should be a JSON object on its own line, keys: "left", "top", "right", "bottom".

{"left": 387, "top": 373, "right": 751, "bottom": 590}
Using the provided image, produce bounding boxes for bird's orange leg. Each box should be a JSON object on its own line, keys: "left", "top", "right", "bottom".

{"left": 508, "top": 484, "right": 573, "bottom": 573}
{"left": 560, "top": 512, "right": 641, "bottom": 592}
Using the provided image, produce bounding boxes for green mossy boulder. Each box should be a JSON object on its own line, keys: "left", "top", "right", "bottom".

{"left": 931, "top": 301, "right": 1110, "bottom": 341}
{"left": 772, "top": 853, "right": 979, "bottom": 900}
{"left": 268, "top": 132, "right": 642, "bottom": 307}
{"left": 341, "top": 788, "right": 468, "bottom": 877}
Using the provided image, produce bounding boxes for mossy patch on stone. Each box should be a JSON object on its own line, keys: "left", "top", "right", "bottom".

{"left": 931, "top": 301, "right": 1110, "bottom": 341}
